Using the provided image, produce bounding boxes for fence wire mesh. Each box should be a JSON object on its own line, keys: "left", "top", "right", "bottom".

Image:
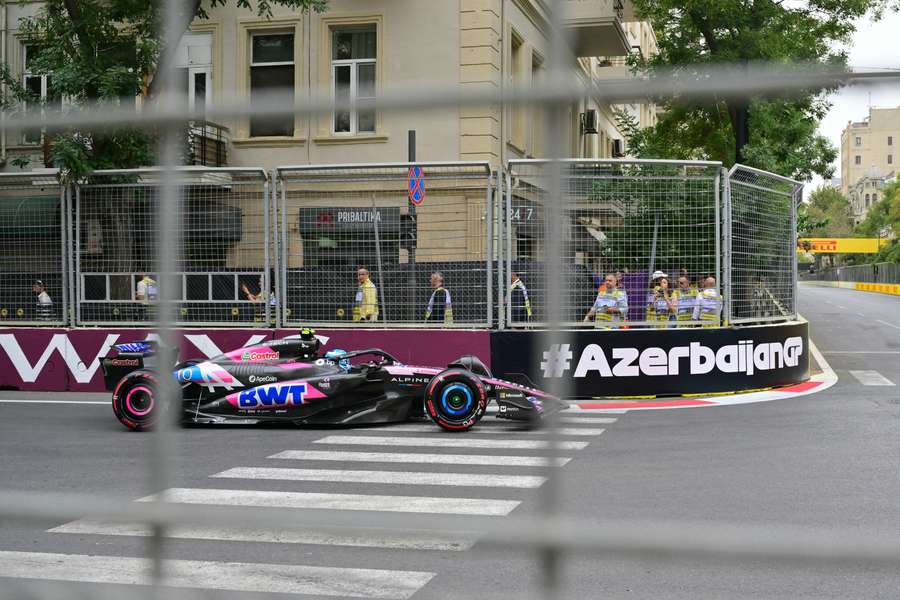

{"left": 0, "top": 171, "right": 67, "bottom": 325}
{"left": 807, "top": 261, "right": 900, "bottom": 284}
{"left": 276, "top": 163, "right": 493, "bottom": 328}
{"left": 75, "top": 168, "right": 270, "bottom": 327}
{"left": 727, "top": 165, "right": 803, "bottom": 324}
{"left": 505, "top": 159, "right": 722, "bottom": 328}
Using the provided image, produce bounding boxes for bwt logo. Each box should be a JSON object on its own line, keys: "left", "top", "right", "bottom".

{"left": 541, "top": 338, "right": 803, "bottom": 378}
{"left": 233, "top": 383, "right": 307, "bottom": 408}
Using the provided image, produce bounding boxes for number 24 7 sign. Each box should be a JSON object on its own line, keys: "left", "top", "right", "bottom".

{"left": 510, "top": 206, "right": 534, "bottom": 221}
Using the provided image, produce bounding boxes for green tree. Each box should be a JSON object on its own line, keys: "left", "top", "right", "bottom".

{"left": 14, "top": 0, "right": 327, "bottom": 181}
{"left": 801, "top": 186, "right": 853, "bottom": 267}
{"left": 627, "top": 0, "right": 892, "bottom": 180}
{"left": 854, "top": 181, "right": 900, "bottom": 263}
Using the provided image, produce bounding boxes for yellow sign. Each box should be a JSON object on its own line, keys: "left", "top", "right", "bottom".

{"left": 797, "top": 238, "right": 889, "bottom": 254}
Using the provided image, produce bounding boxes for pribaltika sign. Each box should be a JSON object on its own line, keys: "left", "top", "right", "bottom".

{"left": 490, "top": 321, "right": 809, "bottom": 397}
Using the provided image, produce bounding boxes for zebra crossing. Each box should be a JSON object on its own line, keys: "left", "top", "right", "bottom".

{"left": 8, "top": 410, "right": 621, "bottom": 599}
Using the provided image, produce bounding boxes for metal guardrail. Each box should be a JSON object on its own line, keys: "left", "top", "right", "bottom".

{"left": 807, "top": 262, "right": 900, "bottom": 284}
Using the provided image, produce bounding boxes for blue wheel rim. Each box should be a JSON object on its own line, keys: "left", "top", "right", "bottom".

{"left": 440, "top": 384, "right": 474, "bottom": 416}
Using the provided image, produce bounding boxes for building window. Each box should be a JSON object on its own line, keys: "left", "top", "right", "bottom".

{"left": 530, "top": 52, "right": 544, "bottom": 157}
{"left": 249, "top": 33, "right": 295, "bottom": 137}
{"left": 22, "top": 45, "right": 61, "bottom": 145}
{"left": 855, "top": 155, "right": 861, "bottom": 165}
{"left": 873, "top": 193, "right": 877, "bottom": 202}
{"left": 331, "top": 27, "right": 376, "bottom": 135}
{"left": 889, "top": 155, "right": 893, "bottom": 165}
{"left": 509, "top": 32, "right": 525, "bottom": 150}
{"left": 855, "top": 136, "right": 861, "bottom": 146}
{"left": 889, "top": 136, "right": 893, "bottom": 146}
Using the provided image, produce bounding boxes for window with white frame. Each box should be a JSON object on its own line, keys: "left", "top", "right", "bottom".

{"left": 249, "top": 33, "right": 295, "bottom": 137}
{"left": 22, "top": 45, "right": 61, "bottom": 145}
{"left": 855, "top": 155, "right": 861, "bottom": 165}
{"left": 855, "top": 136, "right": 861, "bottom": 146}
{"left": 331, "top": 26, "right": 376, "bottom": 135}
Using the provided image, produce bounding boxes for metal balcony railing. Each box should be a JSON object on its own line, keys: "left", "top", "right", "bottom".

{"left": 186, "top": 120, "right": 230, "bottom": 167}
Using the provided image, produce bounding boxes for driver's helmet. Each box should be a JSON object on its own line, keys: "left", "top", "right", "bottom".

{"left": 325, "top": 349, "right": 351, "bottom": 371}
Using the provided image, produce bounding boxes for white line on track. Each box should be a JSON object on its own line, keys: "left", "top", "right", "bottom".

{"left": 313, "top": 435, "right": 589, "bottom": 450}
{"left": 822, "top": 351, "right": 900, "bottom": 354}
{"left": 381, "top": 425, "right": 606, "bottom": 436}
{"left": 849, "top": 370, "right": 896, "bottom": 386}
{"left": 50, "top": 519, "right": 475, "bottom": 551}
{"left": 876, "top": 319, "right": 900, "bottom": 331}
{"left": 140, "top": 488, "right": 521, "bottom": 516}
{"left": 0, "top": 550, "right": 434, "bottom": 599}
{"left": 212, "top": 466, "right": 547, "bottom": 488}
{"left": 268, "top": 450, "right": 571, "bottom": 467}
{"left": 0, "top": 399, "right": 107, "bottom": 405}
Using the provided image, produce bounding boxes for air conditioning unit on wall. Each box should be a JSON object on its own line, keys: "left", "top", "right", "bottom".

{"left": 580, "top": 109, "right": 598, "bottom": 135}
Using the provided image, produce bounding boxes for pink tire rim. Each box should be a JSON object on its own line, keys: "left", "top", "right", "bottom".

{"left": 125, "top": 386, "right": 154, "bottom": 417}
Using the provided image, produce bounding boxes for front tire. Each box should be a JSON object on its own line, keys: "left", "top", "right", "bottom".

{"left": 112, "top": 371, "right": 161, "bottom": 431}
{"left": 424, "top": 369, "right": 487, "bottom": 431}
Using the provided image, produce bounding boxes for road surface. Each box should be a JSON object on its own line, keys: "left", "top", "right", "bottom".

{"left": 0, "top": 282, "right": 898, "bottom": 599}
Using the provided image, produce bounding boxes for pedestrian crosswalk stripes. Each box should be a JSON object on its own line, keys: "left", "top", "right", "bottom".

{"left": 23, "top": 406, "right": 620, "bottom": 597}
{"left": 849, "top": 370, "right": 896, "bottom": 386}
{"left": 212, "top": 466, "right": 547, "bottom": 488}
{"left": 383, "top": 424, "right": 607, "bottom": 436}
{"left": 139, "top": 488, "right": 522, "bottom": 516}
{"left": 0, "top": 551, "right": 434, "bottom": 599}
{"left": 313, "top": 435, "right": 590, "bottom": 450}
{"left": 268, "top": 449, "right": 572, "bottom": 467}
{"left": 50, "top": 520, "right": 476, "bottom": 551}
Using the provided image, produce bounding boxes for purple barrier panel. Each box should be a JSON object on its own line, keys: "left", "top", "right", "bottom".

{"left": 65, "top": 329, "right": 277, "bottom": 392}
{"left": 277, "top": 329, "right": 492, "bottom": 368}
{"left": 0, "top": 328, "right": 70, "bottom": 391}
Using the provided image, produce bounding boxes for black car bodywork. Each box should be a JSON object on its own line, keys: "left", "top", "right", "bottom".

{"left": 102, "top": 332, "right": 566, "bottom": 431}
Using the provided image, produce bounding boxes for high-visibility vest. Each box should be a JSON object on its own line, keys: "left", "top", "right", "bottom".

{"left": 352, "top": 279, "right": 379, "bottom": 321}
{"left": 425, "top": 287, "right": 453, "bottom": 325}
{"left": 694, "top": 288, "right": 722, "bottom": 326}
{"left": 592, "top": 289, "right": 627, "bottom": 328}
{"left": 673, "top": 287, "right": 699, "bottom": 321}
{"left": 509, "top": 279, "right": 532, "bottom": 320}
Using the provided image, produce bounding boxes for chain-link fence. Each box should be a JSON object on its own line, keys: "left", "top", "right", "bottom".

{"left": 275, "top": 162, "right": 493, "bottom": 328}
{"left": 0, "top": 171, "right": 68, "bottom": 325}
{"left": 503, "top": 159, "right": 722, "bottom": 328}
{"left": 807, "top": 262, "right": 900, "bottom": 284}
{"left": 726, "top": 165, "right": 803, "bottom": 324}
{"left": 75, "top": 167, "right": 271, "bottom": 326}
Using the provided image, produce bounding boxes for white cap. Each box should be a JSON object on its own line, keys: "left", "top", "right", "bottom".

{"left": 650, "top": 270, "right": 668, "bottom": 280}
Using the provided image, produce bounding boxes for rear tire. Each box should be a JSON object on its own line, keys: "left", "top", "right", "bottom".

{"left": 112, "top": 371, "right": 160, "bottom": 431}
{"left": 424, "top": 369, "right": 487, "bottom": 431}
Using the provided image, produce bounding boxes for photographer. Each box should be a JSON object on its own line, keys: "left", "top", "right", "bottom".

{"left": 647, "top": 271, "right": 676, "bottom": 328}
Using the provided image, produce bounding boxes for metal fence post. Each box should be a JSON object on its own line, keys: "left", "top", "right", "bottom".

{"left": 263, "top": 171, "right": 271, "bottom": 327}
{"left": 723, "top": 167, "right": 732, "bottom": 325}
{"left": 279, "top": 170, "right": 287, "bottom": 330}
{"left": 74, "top": 184, "right": 82, "bottom": 327}
{"left": 791, "top": 186, "right": 800, "bottom": 319}
{"left": 487, "top": 170, "right": 494, "bottom": 328}
{"left": 504, "top": 167, "right": 513, "bottom": 329}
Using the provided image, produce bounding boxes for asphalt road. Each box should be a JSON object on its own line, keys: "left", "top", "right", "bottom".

{"left": 1, "top": 283, "right": 899, "bottom": 599}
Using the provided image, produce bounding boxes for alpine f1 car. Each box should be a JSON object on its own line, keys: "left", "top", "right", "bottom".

{"left": 102, "top": 329, "right": 566, "bottom": 432}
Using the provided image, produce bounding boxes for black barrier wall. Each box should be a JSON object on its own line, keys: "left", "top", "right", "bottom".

{"left": 490, "top": 321, "right": 809, "bottom": 398}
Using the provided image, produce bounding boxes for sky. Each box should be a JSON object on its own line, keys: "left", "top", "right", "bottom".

{"left": 808, "top": 10, "right": 900, "bottom": 195}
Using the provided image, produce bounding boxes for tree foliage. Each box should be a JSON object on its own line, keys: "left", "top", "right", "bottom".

{"left": 14, "top": 0, "right": 327, "bottom": 181}
{"left": 854, "top": 181, "right": 900, "bottom": 263}
{"left": 627, "top": 0, "right": 893, "bottom": 180}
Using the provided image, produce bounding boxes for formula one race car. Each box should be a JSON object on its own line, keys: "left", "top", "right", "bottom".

{"left": 102, "top": 329, "right": 566, "bottom": 432}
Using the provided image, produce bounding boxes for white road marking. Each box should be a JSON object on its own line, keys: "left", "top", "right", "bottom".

{"left": 809, "top": 339, "right": 836, "bottom": 382}
{"left": 212, "top": 466, "right": 546, "bottom": 488}
{"left": 381, "top": 424, "right": 606, "bottom": 436}
{"left": 876, "top": 319, "right": 900, "bottom": 331}
{"left": 849, "top": 370, "right": 896, "bottom": 386}
{"left": 0, "top": 399, "right": 107, "bottom": 405}
{"left": 313, "top": 435, "right": 589, "bottom": 450}
{"left": 0, "top": 550, "right": 433, "bottom": 599}
{"left": 50, "top": 519, "right": 475, "bottom": 551}
{"left": 822, "top": 351, "right": 900, "bottom": 355}
{"left": 140, "top": 488, "right": 520, "bottom": 516}
{"left": 268, "top": 450, "right": 571, "bottom": 467}
{"left": 554, "top": 416, "right": 618, "bottom": 424}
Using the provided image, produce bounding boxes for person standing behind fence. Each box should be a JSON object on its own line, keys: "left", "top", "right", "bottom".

{"left": 135, "top": 272, "right": 158, "bottom": 321}
{"left": 584, "top": 273, "right": 627, "bottom": 328}
{"left": 425, "top": 271, "right": 453, "bottom": 325}
{"left": 509, "top": 271, "right": 532, "bottom": 324}
{"left": 673, "top": 274, "right": 699, "bottom": 325}
{"left": 650, "top": 275, "right": 677, "bottom": 327}
{"left": 693, "top": 276, "right": 723, "bottom": 326}
{"left": 353, "top": 267, "right": 379, "bottom": 322}
{"left": 32, "top": 280, "right": 52, "bottom": 321}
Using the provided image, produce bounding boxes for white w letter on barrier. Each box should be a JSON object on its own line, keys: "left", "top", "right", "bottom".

{"left": 183, "top": 334, "right": 268, "bottom": 359}
{"left": 0, "top": 333, "right": 120, "bottom": 383}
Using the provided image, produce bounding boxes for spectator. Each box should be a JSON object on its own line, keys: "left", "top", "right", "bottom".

{"left": 649, "top": 275, "right": 677, "bottom": 327}
{"left": 353, "top": 267, "right": 379, "bottom": 322}
{"left": 509, "top": 271, "right": 532, "bottom": 324}
{"left": 425, "top": 271, "right": 453, "bottom": 325}
{"left": 646, "top": 270, "right": 667, "bottom": 323}
{"left": 241, "top": 276, "right": 264, "bottom": 301}
{"left": 584, "top": 273, "right": 628, "bottom": 328}
{"left": 135, "top": 273, "right": 158, "bottom": 303}
{"left": 32, "top": 280, "right": 52, "bottom": 321}
{"left": 693, "top": 276, "right": 723, "bottom": 326}
{"left": 673, "top": 273, "right": 699, "bottom": 325}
